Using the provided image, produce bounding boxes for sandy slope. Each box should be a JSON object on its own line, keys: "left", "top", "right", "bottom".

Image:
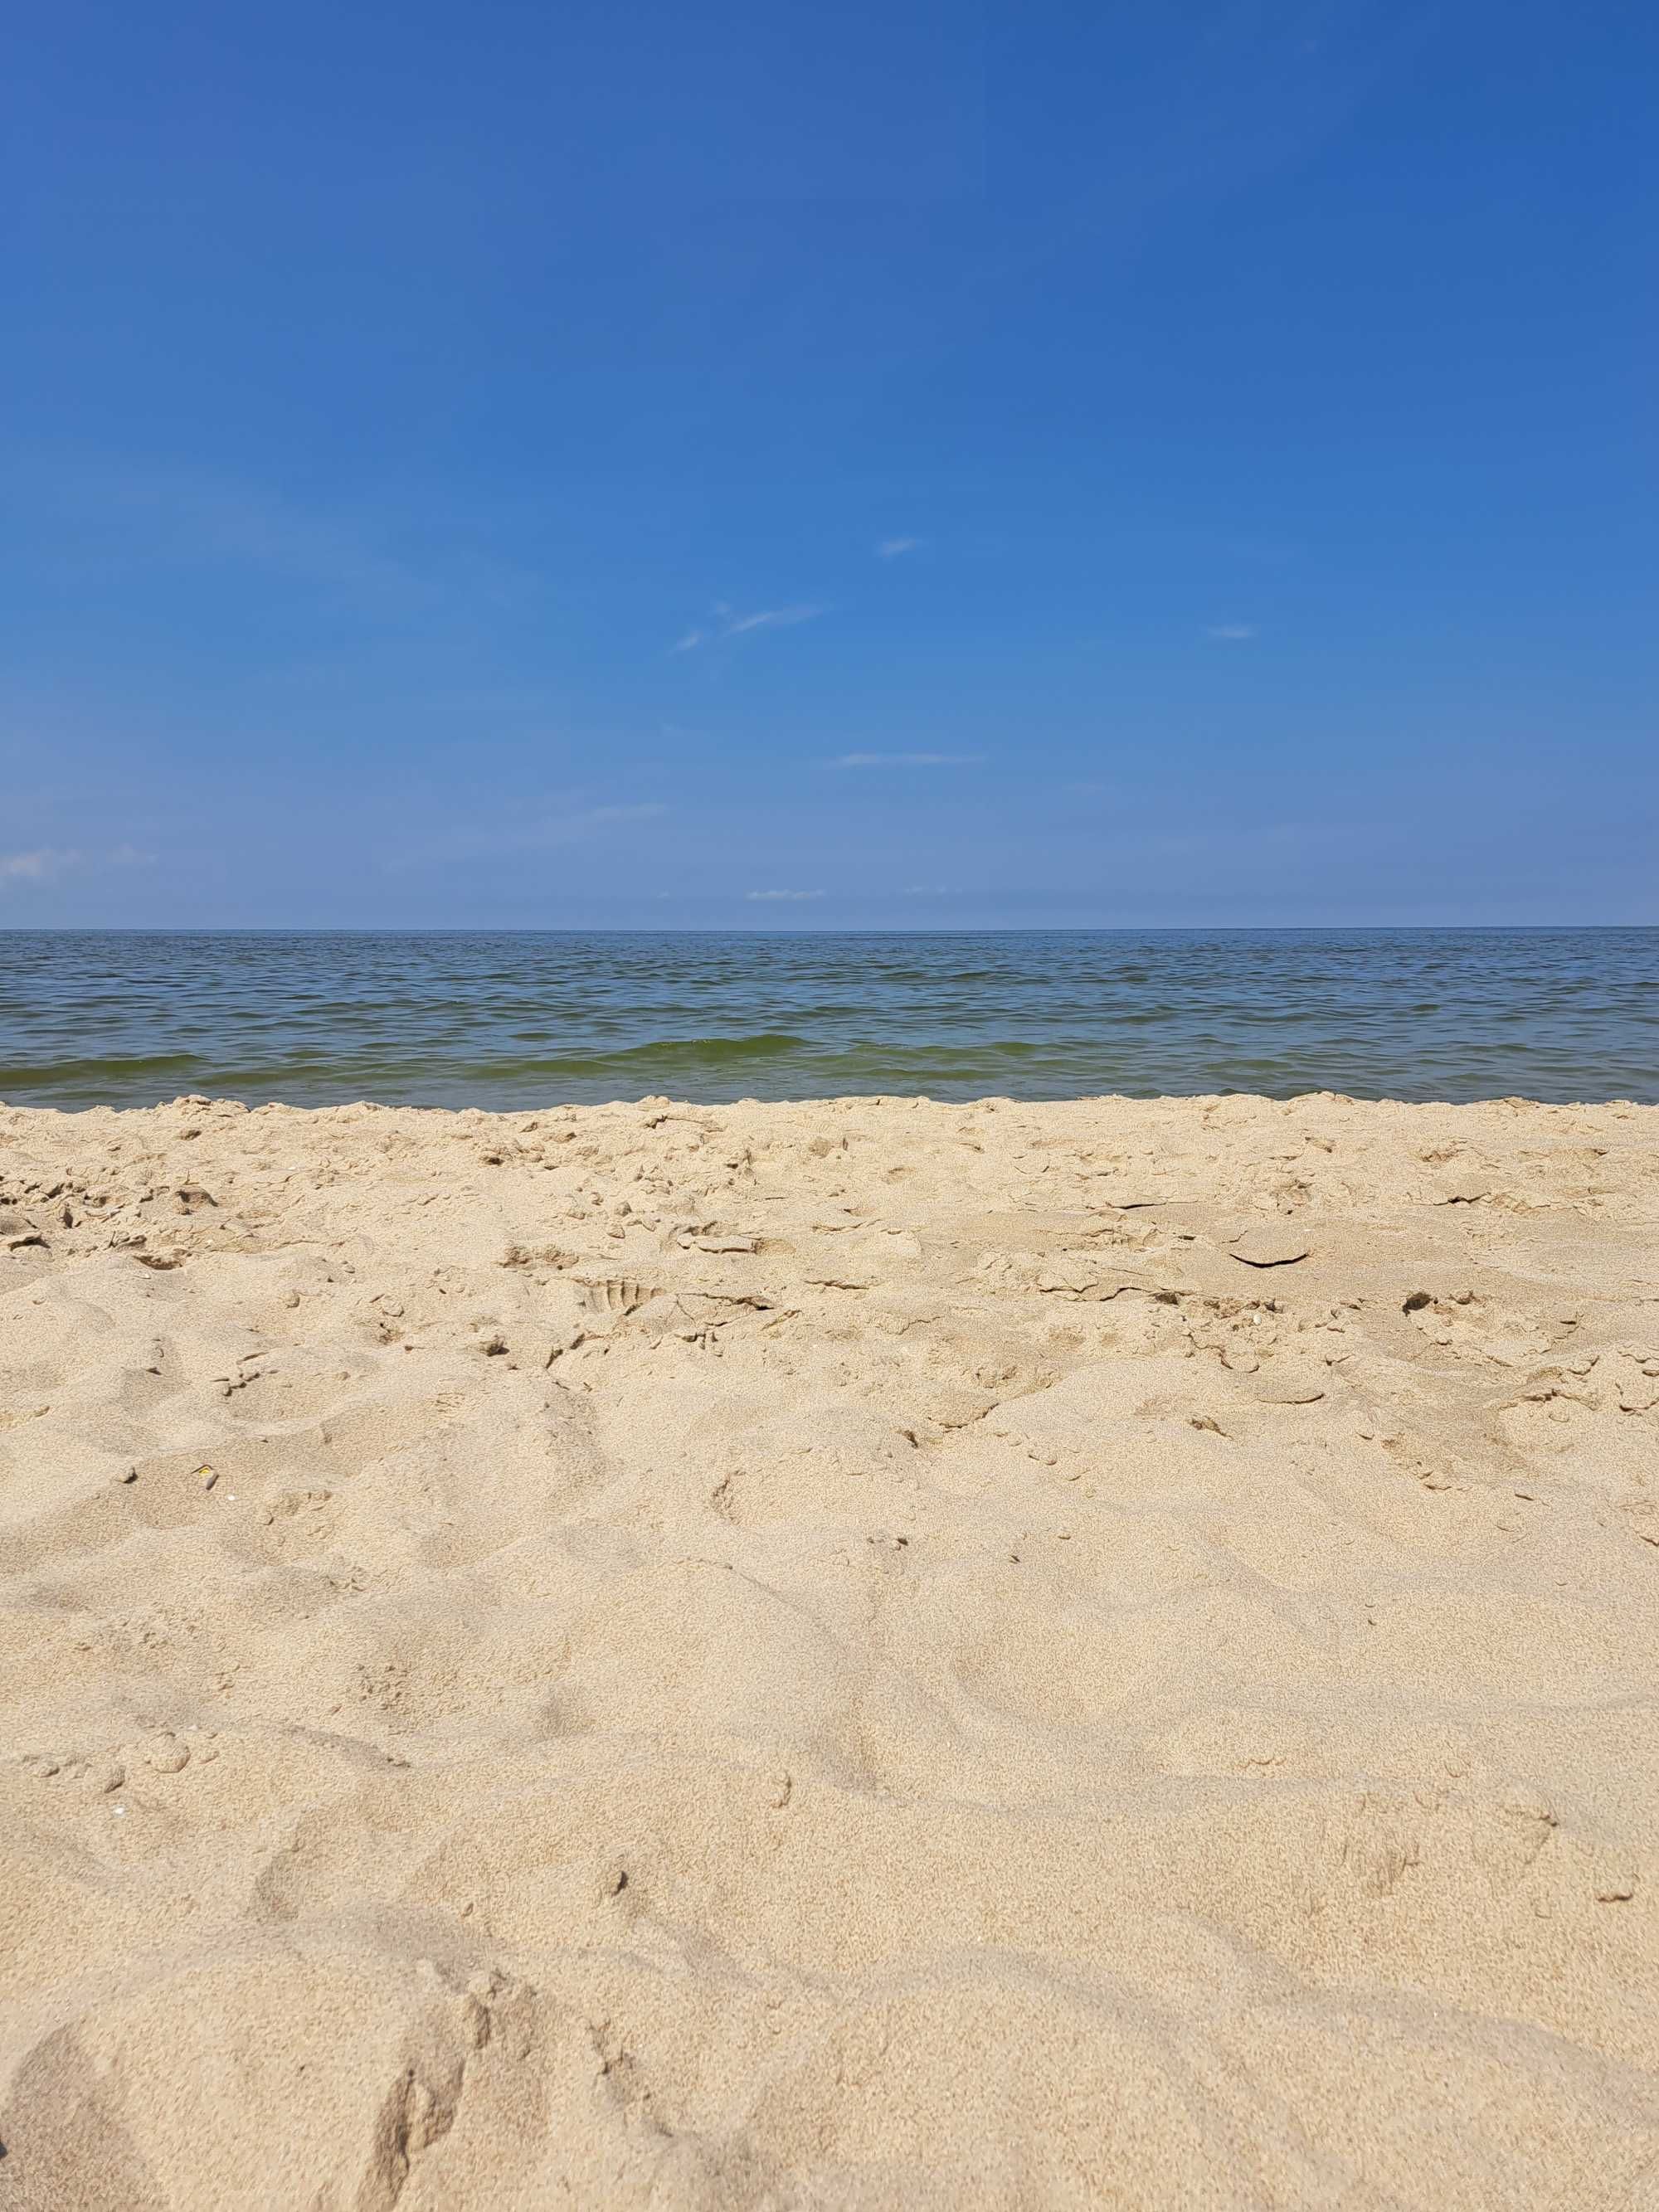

{"left": 2, "top": 1090, "right": 1658, "bottom": 2209}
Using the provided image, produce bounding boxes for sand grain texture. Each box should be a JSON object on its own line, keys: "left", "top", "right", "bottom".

{"left": 2, "top": 1091, "right": 1658, "bottom": 2208}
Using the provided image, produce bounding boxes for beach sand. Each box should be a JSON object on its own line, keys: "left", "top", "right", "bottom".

{"left": 2, "top": 1090, "right": 1657, "bottom": 2208}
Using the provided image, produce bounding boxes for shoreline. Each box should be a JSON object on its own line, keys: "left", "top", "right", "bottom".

{"left": 3, "top": 1091, "right": 1657, "bottom": 2204}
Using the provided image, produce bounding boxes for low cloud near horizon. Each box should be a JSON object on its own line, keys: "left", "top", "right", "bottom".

{"left": 1, "top": 844, "right": 156, "bottom": 886}
{"left": 0, "top": 848, "right": 79, "bottom": 884}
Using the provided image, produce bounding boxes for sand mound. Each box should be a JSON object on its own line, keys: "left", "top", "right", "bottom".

{"left": 2, "top": 1091, "right": 1658, "bottom": 2206}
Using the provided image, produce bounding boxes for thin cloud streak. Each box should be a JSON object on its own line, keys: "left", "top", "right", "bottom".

{"left": 16, "top": 455, "right": 543, "bottom": 614}
{"left": 1205, "top": 622, "right": 1257, "bottom": 640}
{"left": 875, "top": 537, "right": 921, "bottom": 559}
{"left": 745, "top": 887, "right": 825, "bottom": 902}
{"left": 831, "top": 751, "right": 985, "bottom": 768}
{"left": 671, "top": 603, "right": 827, "bottom": 651}
{"left": 723, "top": 604, "right": 825, "bottom": 635}
{"left": 402, "top": 801, "right": 669, "bottom": 867}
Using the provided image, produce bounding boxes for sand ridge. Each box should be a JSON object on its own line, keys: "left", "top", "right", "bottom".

{"left": 2, "top": 1090, "right": 1658, "bottom": 2208}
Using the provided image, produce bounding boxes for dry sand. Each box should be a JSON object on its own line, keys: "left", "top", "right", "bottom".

{"left": 2, "top": 1090, "right": 1658, "bottom": 2209}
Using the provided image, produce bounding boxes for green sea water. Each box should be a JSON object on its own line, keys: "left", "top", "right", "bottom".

{"left": 2, "top": 930, "right": 1656, "bottom": 1110}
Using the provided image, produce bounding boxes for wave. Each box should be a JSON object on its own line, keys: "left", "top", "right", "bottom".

{"left": 474, "top": 1033, "right": 814, "bottom": 1077}
{"left": 0, "top": 1053, "right": 203, "bottom": 1088}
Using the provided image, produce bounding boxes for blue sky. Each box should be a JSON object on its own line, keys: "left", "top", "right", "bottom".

{"left": 4, "top": 0, "right": 1655, "bottom": 927}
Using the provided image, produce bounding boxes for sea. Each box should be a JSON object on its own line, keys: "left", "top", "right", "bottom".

{"left": 2, "top": 930, "right": 1656, "bottom": 1111}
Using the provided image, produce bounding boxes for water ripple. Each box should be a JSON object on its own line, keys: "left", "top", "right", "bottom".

{"left": 1, "top": 930, "right": 1655, "bottom": 1108}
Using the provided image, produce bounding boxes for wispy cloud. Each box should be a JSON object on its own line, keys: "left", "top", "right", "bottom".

{"left": 745, "top": 887, "right": 825, "bottom": 902}
{"left": 552, "top": 804, "right": 667, "bottom": 839}
{"left": 403, "top": 800, "right": 668, "bottom": 867}
{"left": 875, "top": 537, "right": 921, "bottom": 560}
{"left": 24, "top": 457, "right": 443, "bottom": 609}
{"left": 672, "top": 603, "right": 827, "bottom": 651}
{"left": 110, "top": 842, "right": 158, "bottom": 866}
{"left": 0, "top": 847, "right": 80, "bottom": 884}
{"left": 724, "top": 605, "right": 825, "bottom": 636}
{"left": 831, "top": 751, "right": 985, "bottom": 768}
{"left": 1206, "top": 622, "right": 1258, "bottom": 641}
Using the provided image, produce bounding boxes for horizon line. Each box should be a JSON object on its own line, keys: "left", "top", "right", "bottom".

{"left": 2, "top": 923, "right": 1652, "bottom": 937}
